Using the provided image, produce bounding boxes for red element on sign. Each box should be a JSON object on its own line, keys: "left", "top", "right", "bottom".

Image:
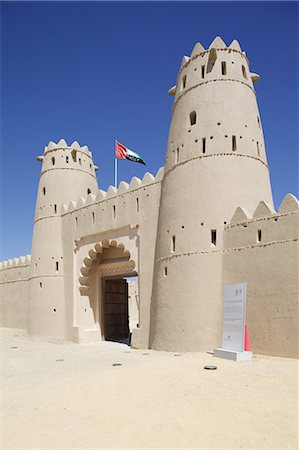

{"left": 115, "top": 141, "right": 127, "bottom": 159}
{"left": 244, "top": 324, "right": 251, "bottom": 351}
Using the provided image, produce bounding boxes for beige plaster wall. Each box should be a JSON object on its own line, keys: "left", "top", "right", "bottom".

{"left": 60, "top": 168, "right": 163, "bottom": 347}
{"left": 28, "top": 139, "right": 99, "bottom": 340}
{"left": 223, "top": 195, "right": 298, "bottom": 357}
{"left": 0, "top": 256, "right": 31, "bottom": 329}
{"left": 150, "top": 37, "right": 274, "bottom": 352}
{"left": 128, "top": 281, "right": 139, "bottom": 331}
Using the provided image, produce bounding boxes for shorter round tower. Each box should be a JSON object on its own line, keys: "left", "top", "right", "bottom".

{"left": 28, "top": 139, "right": 99, "bottom": 338}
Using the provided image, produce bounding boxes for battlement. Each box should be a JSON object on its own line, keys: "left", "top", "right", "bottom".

{"left": 169, "top": 36, "right": 260, "bottom": 102}
{"left": 224, "top": 194, "right": 298, "bottom": 251}
{"left": 228, "top": 194, "right": 298, "bottom": 227}
{"left": 42, "top": 138, "right": 95, "bottom": 159}
{"left": 0, "top": 255, "right": 31, "bottom": 271}
{"left": 61, "top": 167, "right": 164, "bottom": 215}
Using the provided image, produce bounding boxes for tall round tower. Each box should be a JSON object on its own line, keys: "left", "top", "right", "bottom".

{"left": 28, "top": 139, "right": 99, "bottom": 338}
{"left": 149, "top": 37, "right": 273, "bottom": 351}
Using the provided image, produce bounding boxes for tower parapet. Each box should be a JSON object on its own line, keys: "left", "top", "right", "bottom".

{"left": 149, "top": 37, "right": 274, "bottom": 352}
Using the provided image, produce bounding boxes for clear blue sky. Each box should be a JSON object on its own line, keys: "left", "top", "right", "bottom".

{"left": 1, "top": 1, "right": 298, "bottom": 261}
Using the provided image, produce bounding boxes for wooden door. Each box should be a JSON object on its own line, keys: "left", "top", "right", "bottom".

{"left": 104, "top": 279, "right": 129, "bottom": 341}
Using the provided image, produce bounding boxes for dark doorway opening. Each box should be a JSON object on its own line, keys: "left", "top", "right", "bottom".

{"left": 104, "top": 278, "right": 130, "bottom": 343}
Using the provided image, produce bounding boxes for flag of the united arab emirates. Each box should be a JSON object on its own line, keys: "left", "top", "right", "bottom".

{"left": 115, "top": 141, "right": 146, "bottom": 165}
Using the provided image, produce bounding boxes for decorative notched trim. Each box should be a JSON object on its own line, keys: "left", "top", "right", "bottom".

{"left": 0, "top": 255, "right": 31, "bottom": 271}
{"left": 278, "top": 194, "right": 299, "bottom": 214}
{"left": 62, "top": 167, "right": 164, "bottom": 215}
{"left": 44, "top": 139, "right": 92, "bottom": 157}
{"left": 253, "top": 200, "right": 275, "bottom": 218}
{"left": 230, "top": 207, "right": 251, "bottom": 225}
{"left": 78, "top": 239, "right": 136, "bottom": 292}
{"left": 228, "top": 194, "right": 299, "bottom": 228}
{"left": 178, "top": 37, "right": 246, "bottom": 75}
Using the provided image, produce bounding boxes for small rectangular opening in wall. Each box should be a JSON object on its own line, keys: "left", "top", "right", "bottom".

{"left": 221, "top": 61, "right": 227, "bottom": 75}
{"left": 176, "top": 147, "right": 180, "bottom": 163}
{"left": 92, "top": 212, "right": 95, "bottom": 224}
{"left": 232, "top": 135, "right": 237, "bottom": 152}
{"left": 113, "top": 205, "right": 116, "bottom": 219}
{"left": 54, "top": 204, "right": 57, "bottom": 214}
{"left": 211, "top": 229, "right": 217, "bottom": 246}
{"left": 201, "top": 65, "right": 205, "bottom": 79}
{"left": 171, "top": 235, "right": 176, "bottom": 252}
{"left": 136, "top": 197, "right": 139, "bottom": 212}
{"left": 190, "top": 111, "right": 196, "bottom": 126}
{"left": 56, "top": 261, "right": 59, "bottom": 271}
{"left": 257, "top": 229, "right": 262, "bottom": 243}
{"left": 202, "top": 138, "right": 206, "bottom": 154}
{"left": 164, "top": 267, "right": 168, "bottom": 277}
{"left": 257, "top": 142, "right": 260, "bottom": 157}
{"left": 75, "top": 217, "right": 78, "bottom": 227}
{"left": 66, "top": 156, "right": 69, "bottom": 163}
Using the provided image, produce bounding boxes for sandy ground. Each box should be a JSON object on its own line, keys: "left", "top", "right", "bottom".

{"left": 1, "top": 328, "right": 298, "bottom": 450}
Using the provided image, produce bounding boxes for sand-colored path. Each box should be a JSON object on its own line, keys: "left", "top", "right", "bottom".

{"left": 1, "top": 328, "right": 298, "bottom": 449}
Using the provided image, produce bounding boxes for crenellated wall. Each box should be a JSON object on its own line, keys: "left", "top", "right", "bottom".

{"left": 0, "top": 255, "right": 31, "bottom": 329}
{"left": 59, "top": 167, "right": 164, "bottom": 346}
{"left": 223, "top": 194, "right": 299, "bottom": 357}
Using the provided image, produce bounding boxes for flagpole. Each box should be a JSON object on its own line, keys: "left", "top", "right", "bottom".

{"left": 114, "top": 158, "right": 118, "bottom": 188}
{"left": 114, "top": 140, "right": 118, "bottom": 188}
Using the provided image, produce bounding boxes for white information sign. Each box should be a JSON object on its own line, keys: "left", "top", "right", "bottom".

{"left": 222, "top": 283, "right": 246, "bottom": 352}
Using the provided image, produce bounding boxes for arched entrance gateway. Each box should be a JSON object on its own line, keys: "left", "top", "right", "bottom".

{"left": 75, "top": 236, "right": 139, "bottom": 343}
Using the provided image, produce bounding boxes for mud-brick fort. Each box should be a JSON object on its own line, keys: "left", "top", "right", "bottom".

{"left": 0, "top": 37, "right": 298, "bottom": 358}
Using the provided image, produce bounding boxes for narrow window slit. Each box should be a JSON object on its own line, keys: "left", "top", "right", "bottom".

{"left": 201, "top": 65, "right": 205, "bottom": 79}
{"left": 92, "top": 212, "right": 95, "bottom": 224}
{"left": 257, "top": 230, "right": 262, "bottom": 243}
{"left": 190, "top": 111, "right": 196, "bottom": 126}
{"left": 113, "top": 205, "right": 116, "bottom": 219}
{"left": 164, "top": 267, "right": 168, "bottom": 277}
{"left": 176, "top": 147, "right": 180, "bottom": 163}
{"left": 242, "top": 65, "right": 247, "bottom": 79}
{"left": 136, "top": 198, "right": 139, "bottom": 212}
{"left": 54, "top": 204, "right": 57, "bottom": 214}
{"left": 172, "top": 235, "right": 176, "bottom": 252}
{"left": 211, "top": 230, "right": 217, "bottom": 246}
{"left": 221, "top": 61, "right": 227, "bottom": 75}
{"left": 202, "top": 138, "right": 206, "bottom": 154}
{"left": 232, "top": 135, "right": 237, "bottom": 152}
{"left": 56, "top": 261, "right": 59, "bottom": 271}
{"left": 257, "top": 142, "right": 260, "bottom": 157}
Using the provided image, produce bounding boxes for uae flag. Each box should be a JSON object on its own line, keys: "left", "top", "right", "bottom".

{"left": 115, "top": 141, "right": 146, "bottom": 165}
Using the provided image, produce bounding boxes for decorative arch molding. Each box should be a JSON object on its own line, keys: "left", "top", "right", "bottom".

{"left": 78, "top": 239, "right": 136, "bottom": 290}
